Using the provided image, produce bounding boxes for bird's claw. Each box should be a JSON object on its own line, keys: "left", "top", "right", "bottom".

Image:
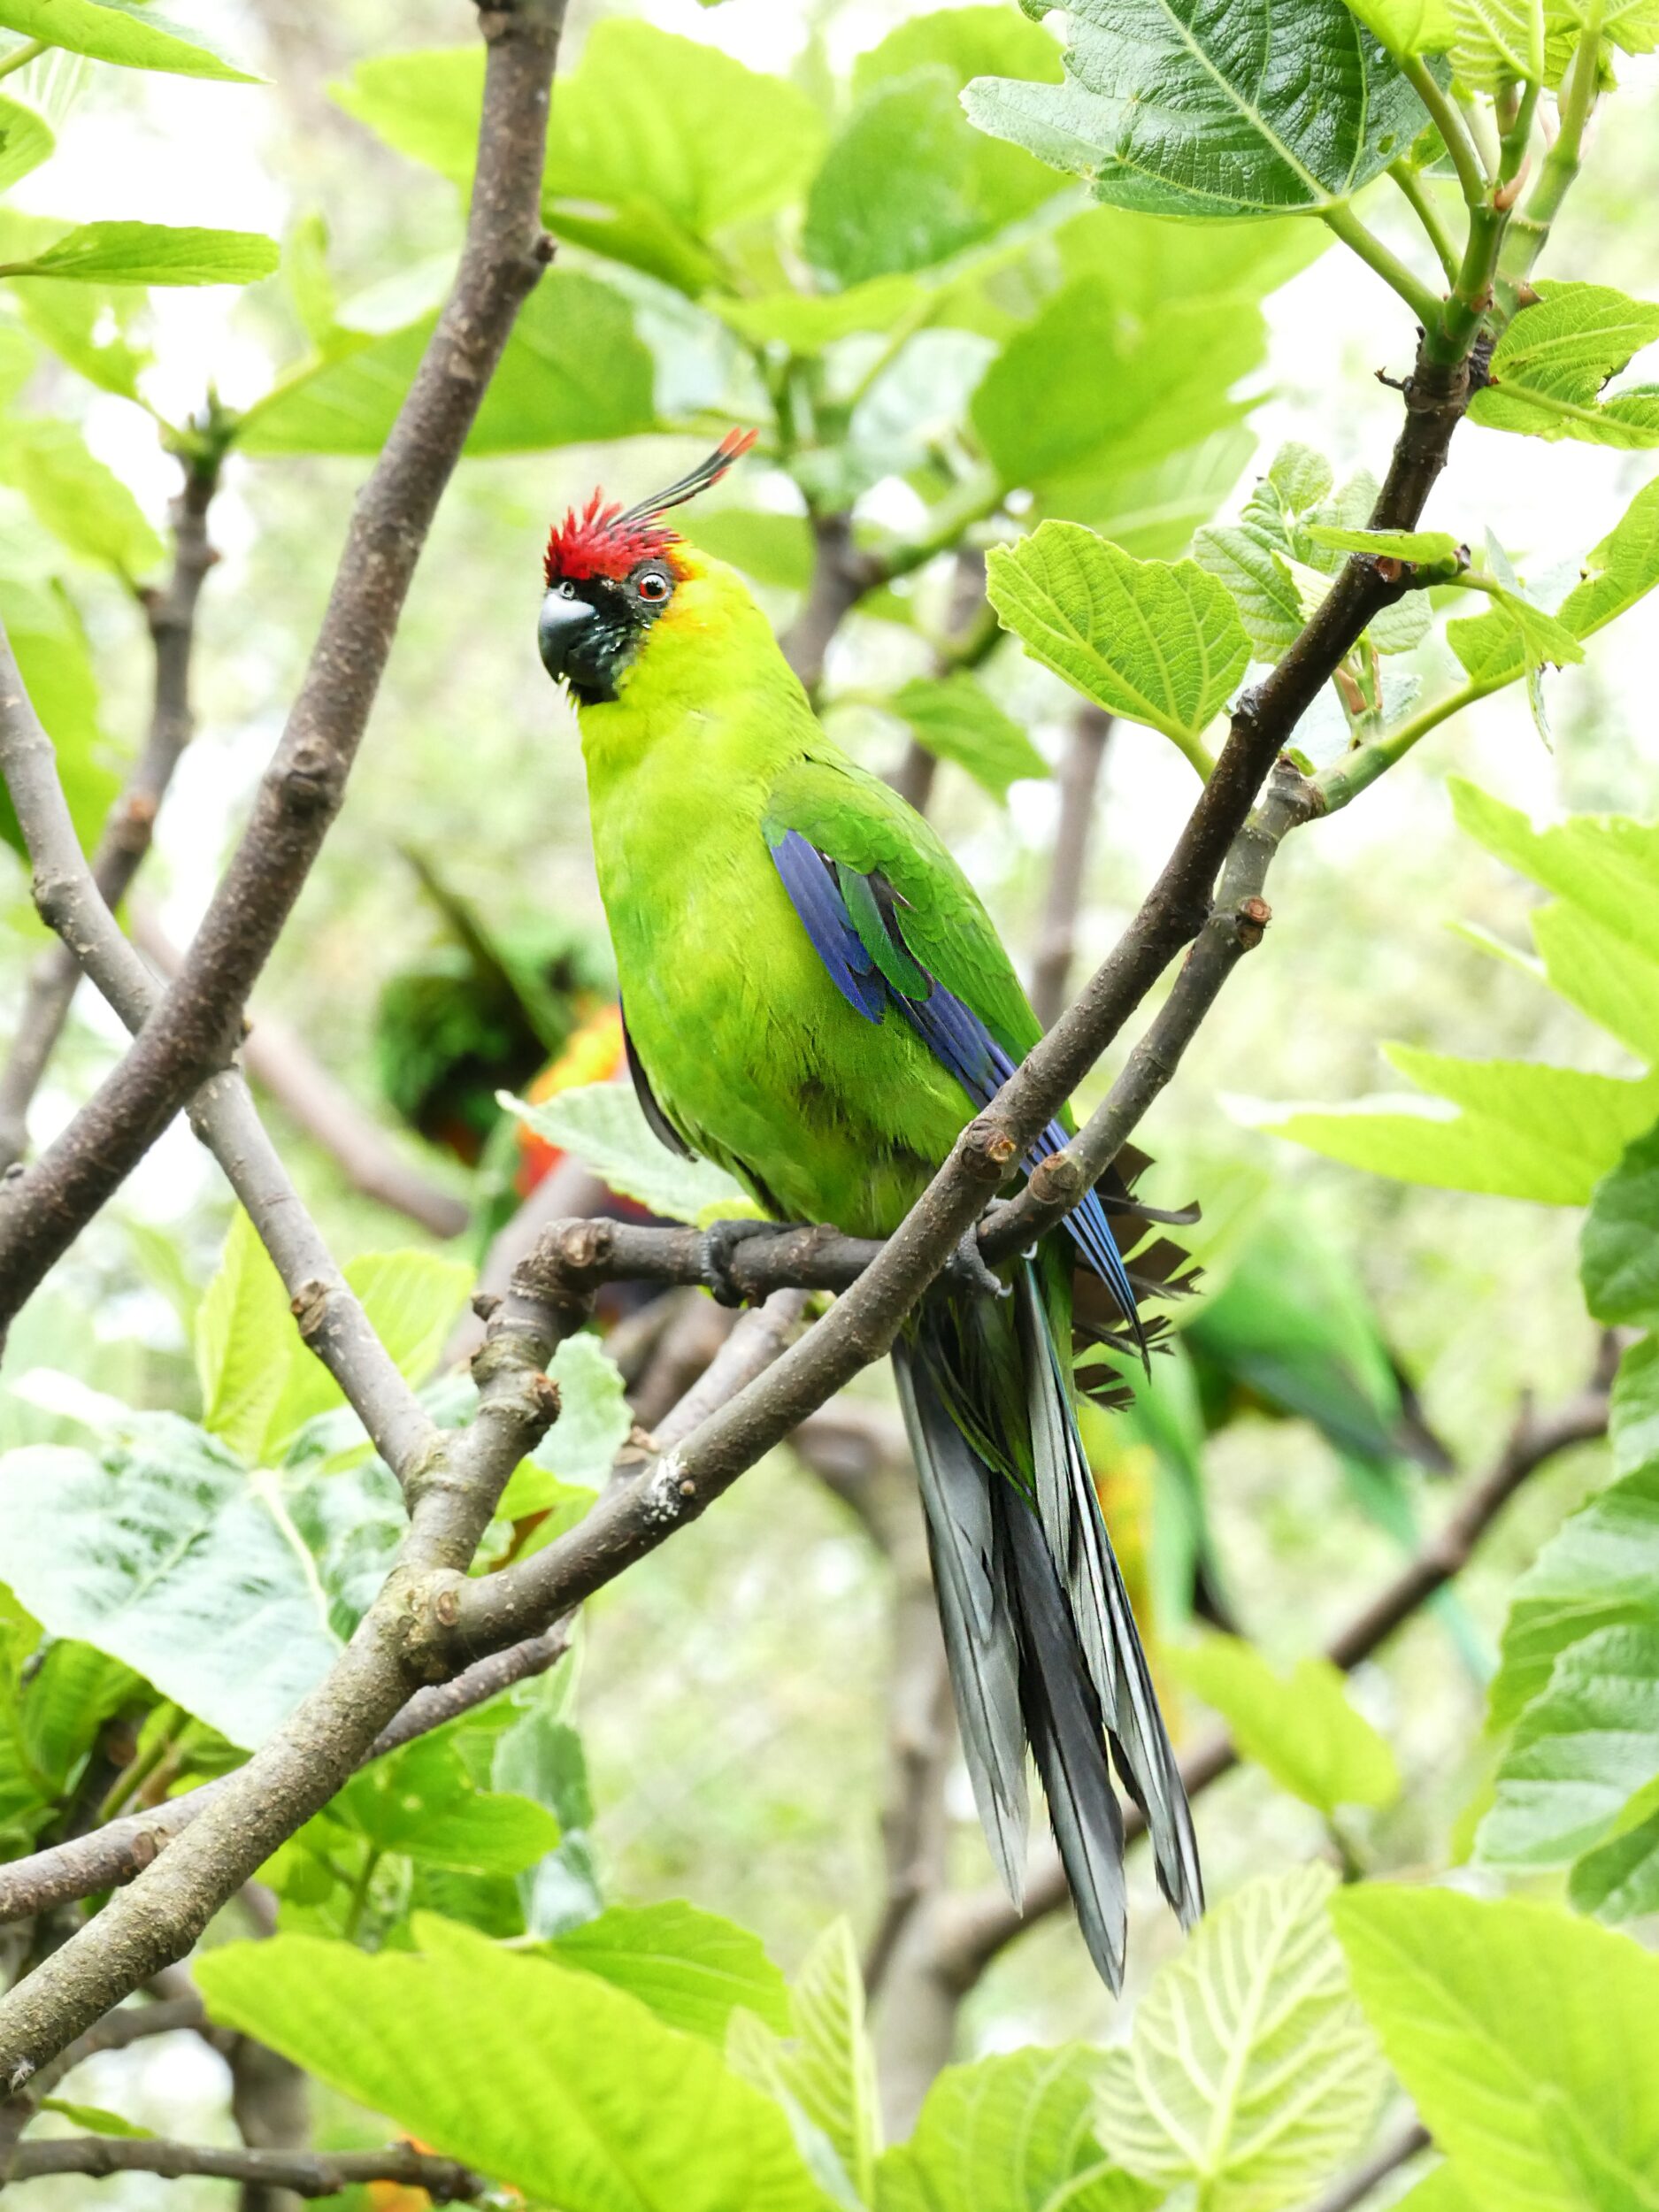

{"left": 700, "top": 1217, "right": 780, "bottom": 1308}
{"left": 947, "top": 1225, "right": 1009, "bottom": 1300}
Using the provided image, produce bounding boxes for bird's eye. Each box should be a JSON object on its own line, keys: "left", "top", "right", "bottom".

{"left": 557, "top": 580, "right": 577, "bottom": 600}
{"left": 637, "top": 570, "right": 671, "bottom": 603}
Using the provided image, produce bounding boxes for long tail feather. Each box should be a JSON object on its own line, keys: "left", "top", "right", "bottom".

{"left": 995, "top": 1485, "right": 1128, "bottom": 1991}
{"left": 892, "top": 1343, "right": 1029, "bottom": 1906}
{"left": 1017, "top": 1265, "right": 1204, "bottom": 1931}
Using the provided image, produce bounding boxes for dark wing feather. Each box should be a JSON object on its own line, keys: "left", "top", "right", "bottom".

{"left": 622, "top": 1004, "right": 694, "bottom": 1159}
{"left": 764, "top": 827, "right": 1141, "bottom": 1338}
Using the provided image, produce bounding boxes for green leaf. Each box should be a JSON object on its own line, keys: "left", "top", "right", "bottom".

{"left": 1610, "top": 1335, "right": 1659, "bottom": 1479}
{"left": 0, "top": 222, "right": 278, "bottom": 286}
{"left": 964, "top": 0, "right": 1425, "bottom": 219}
{"left": 196, "top": 1210, "right": 295, "bottom": 1466}
{"left": 852, "top": 6, "right": 1071, "bottom": 99}
{"left": 264, "top": 1246, "right": 474, "bottom": 1452}
{"left": 1558, "top": 475, "right": 1659, "bottom": 647}
{"left": 1304, "top": 523, "right": 1464, "bottom": 572}
{"left": 197, "top": 1927, "right": 833, "bottom": 2212}
{"left": 1570, "top": 1799, "right": 1659, "bottom": 1923}
{"left": 544, "top": 1901, "right": 792, "bottom": 2044}
{"left": 1487, "top": 1461, "right": 1659, "bottom": 1730}
{"left": 1470, "top": 282, "right": 1659, "bottom": 449}
{"left": 1165, "top": 1632, "right": 1400, "bottom": 1814}
{"left": 334, "top": 1733, "right": 559, "bottom": 1876}
{"left": 12, "top": 270, "right": 150, "bottom": 397}
{"left": 1479, "top": 1625, "right": 1659, "bottom": 1867}
{"left": 0, "top": 92, "right": 52, "bottom": 193}
{"left": 987, "top": 522, "right": 1248, "bottom": 760}
{"left": 36, "top": 2100, "right": 154, "bottom": 2139}
{"left": 535, "top": 1333, "right": 632, "bottom": 1489}
{"left": 806, "top": 49, "right": 1064, "bottom": 288}
{"left": 712, "top": 276, "right": 926, "bottom": 356}
{"left": 0, "top": 1402, "right": 340, "bottom": 1749}
{"left": 1583, "top": 1122, "right": 1659, "bottom": 1328}
{"left": 1248, "top": 1051, "right": 1659, "bottom": 1205}
{"left": 237, "top": 270, "right": 657, "bottom": 457}
{"left": 0, "top": 0, "right": 256, "bottom": 79}
{"left": 0, "top": 558, "right": 118, "bottom": 857}
{"left": 973, "top": 279, "right": 1265, "bottom": 495}
{"left": 731, "top": 1920, "right": 880, "bottom": 2209}
{"left": 502, "top": 1083, "right": 752, "bottom": 1226}
{"left": 1194, "top": 525, "right": 1304, "bottom": 660}
{"left": 1098, "top": 1864, "right": 1386, "bottom": 2212}
{"left": 0, "top": 419, "right": 163, "bottom": 577}
{"left": 1333, "top": 1886, "right": 1659, "bottom": 2212}
{"left": 1054, "top": 427, "right": 1256, "bottom": 561}
{"left": 876, "top": 2045, "right": 1150, "bottom": 2212}
{"left": 1340, "top": 0, "right": 1455, "bottom": 56}
{"left": 882, "top": 673, "right": 1048, "bottom": 801}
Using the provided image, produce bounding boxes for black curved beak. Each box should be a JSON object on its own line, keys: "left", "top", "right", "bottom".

{"left": 538, "top": 589, "right": 597, "bottom": 684}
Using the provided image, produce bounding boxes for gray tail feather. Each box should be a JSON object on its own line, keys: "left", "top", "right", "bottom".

{"left": 995, "top": 1483, "right": 1128, "bottom": 1990}
{"left": 892, "top": 1342, "right": 1029, "bottom": 1907}
{"left": 1017, "top": 1266, "right": 1204, "bottom": 1932}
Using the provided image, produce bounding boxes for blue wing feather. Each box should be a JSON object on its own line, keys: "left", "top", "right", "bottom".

{"left": 767, "top": 831, "right": 1141, "bottom": 1334}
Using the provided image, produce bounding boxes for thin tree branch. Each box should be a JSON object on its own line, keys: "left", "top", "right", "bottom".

{"left": 131, "top": 908, "right": 469, "bottom": 1240}
{"left": 0, "top": 0, "right": 564, "bottom": 1328}
{"left": 6, "top": 2136, "right": 489, "bottom": 2200}
{"left": 781, "top": 512, "right": 879, "bottom": 693}
{"left": 1304, "top": 2122, "right": 1432, "bottom": 2212}
{"left": 0, "top": 453, "right": 219, "bottom": 1173}
{"left": 0, "top": 623, "right": 436, "bottom": 1479}
{"left": 1030, "top": 705, "right": 1113, "bottom": 1030}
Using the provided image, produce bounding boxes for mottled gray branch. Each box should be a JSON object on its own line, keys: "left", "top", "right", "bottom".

{"left": 0, "top": 456, "right": 219, "bottom": 1173}
{"left": 1030, "top": 706, "right": 1112, "bottom": 1031}
{"left": 0, "top": 0, "right": 565, "bottom": 1325}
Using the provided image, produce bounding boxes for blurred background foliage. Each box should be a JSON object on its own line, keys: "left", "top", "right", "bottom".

{"left": 2, "top": 0, "right": 1658, "bottom": 2206}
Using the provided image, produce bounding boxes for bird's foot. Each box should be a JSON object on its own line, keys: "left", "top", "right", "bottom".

{"left": 945, "top": 1224, "right": 1009, "bottom": 1300}
{"left": 699, "top": 1217, "right": 787, "bottom": 1308}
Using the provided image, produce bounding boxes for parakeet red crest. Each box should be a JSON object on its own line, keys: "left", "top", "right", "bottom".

{"left": 543, "top": 427, "right": 757, "bottom": 585}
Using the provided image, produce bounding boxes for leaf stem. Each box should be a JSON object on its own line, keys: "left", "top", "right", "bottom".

{"left": 1503, "top": 12, "right": 1602, "bottom": 289}
{"left": 95, "top": 1705, "right": 181, "bottom": 1826}
{"left": 1314, "top": 676, "right": 1486, "bottom": 810}
{"left": 342, "top": 1846, "right": 381, "bottom": 1944}
{"left": 1403, "top": 58, "right": 1489, "bottom": 209}
{"left": 0, "top": 36, "right": 45, "bottom": 81}
{"left": 1318, "top": 201, "right": 1443, "bottom": 331}
{"left": 1388, "top": 160, "right": 1460, "bottom": 283}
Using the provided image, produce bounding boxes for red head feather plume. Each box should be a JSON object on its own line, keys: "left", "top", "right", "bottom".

{"left": 544, "top": 427, "right": 758, "bottom": 586}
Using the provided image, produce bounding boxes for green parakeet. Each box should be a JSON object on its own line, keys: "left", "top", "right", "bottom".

{"left": 536, "top": 434, "right": 1201, "bottom": 1987}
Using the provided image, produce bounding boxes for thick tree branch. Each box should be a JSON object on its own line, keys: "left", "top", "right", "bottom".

{"left": 131, "top": 908, "right": 469, "bottom": 1240}
{"left": 1030, "top": 706, "right": 1113, "bottom": 1030}
{"left": 1304, "top": 2122, "right": 1432, "bottom": 2212}
{"left": 0, "top": 453, "right": 219, "bottom": 1173}
{"left": 6, "top": 2136, "right": 488, "bottom": 2200}
{"left": 0, "top": 0, "right": 563, "bottom": 1327}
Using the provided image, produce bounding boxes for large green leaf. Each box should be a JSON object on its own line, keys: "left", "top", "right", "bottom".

{"left": 964, "top": 0, "right": 1424, "bottom": 219}
{"left": 682, "top": 509, "right": 815, "bottom": 589}
{"left": 265, "top": 1245, "right": 474, "bottom": 1451}
{"left": 877, "top": 2046, "right": 1149, "bottom": 2212}
{"left": 534, "top": 1332, "right": 632, "bottom": 1488}
{"left": 1570, "top": 1795, "right": 1659, "bottom": 1923}
{"left": 1470, "top": 282, "right": 1659, "bottom": 449}
{"left": 1251, "top": 1052, "right": 1659, "bottom": 1206}
{"left": 503, "top": 1082, "right": 753, "bottom": 1225}
{"left": 805, "top": 36, "right": 1064, "bottom": 288}
{"left": 237, "top": 271, "right": 657, "bottom": 457}
{"left": 0, "top": 1387, "right": 340, "bottom": 1748}
{"left": 1611, "top": 1334, "right": 1659, "bottom": 1479}
{"left": 1487, "top": 1460, "right": 1659, "bottom": 1730}
{"left": 1097, "top": 1864, "right": 1386, "bottom": 2212}
{"left": 1582, "top": 1123, "right": 1659, "bottom": 1328}
{"left": 0, "top": 222, "right": 278, "bottom": 286}
{"left": 198, "top": 1926, "right": 831, "bottom": 2212}
{"left": 545, "top": 1901, "right": 792, "bottom": 2044}
{"left": 733, "top": 1921, "right": 880, "bottom": 2208}
{"left": 972, "top": 279, "right": 1265, "bottom": 495}
{"left": 1051, "top": 427, "right": 1257, "bottom": 558}
{"left": 1166, "top": 1633, "right": 1400, "bottom": 1815}
{"left": 0, "top": 540, "right": 117, "bottom": 856}
{"left": 987, "top": 522, "right": 1248, "bottom": 758}
{"left": 1333, "top": 1886, "right": 1659, "bottom": 2212}
{"left": 0, "top": 0, "right": 255, "bottom": 79}
{"left": 12, "top": 266, "right": 150, "bottom": 397}
{"left": 881, "top": 673, "right": 1048, "bottom": 801}
{"left": 0, "top": 419, "right": 163, "bottom": 577}
{"left": 1479, "top": 1625, "right": 1659, "bottom": 1867}
{"left": 196, "top": 1209, "right": 296, "bottom": 1466}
